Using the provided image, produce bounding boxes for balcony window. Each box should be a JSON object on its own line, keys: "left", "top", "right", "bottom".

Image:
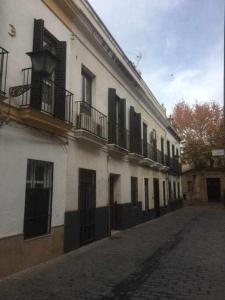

{"left": 24, "top": 159, "right": 53, "bottom": 239}
{"left": 108, "top": 88, "right": 127, "bottom": 149}
{"left": 82, "top": 70, "right": 92, "bottom": 106}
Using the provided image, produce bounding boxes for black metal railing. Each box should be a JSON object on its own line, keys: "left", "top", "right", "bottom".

{"left": 18, "top": 68, "right": 73, "bottom": 123}
{"left": 129, "top": 135, "right": 142, "bottom": 155}
{"left": 74, "top": 101, "right": 107, "bottom": 139}
{"left": 164, "top": 154, "right": 181, "bottom": 174}
{"left": 0, "top": 47, "right": 9, "bottom": 96}
{"left": 108, "top": 122, "right": 129, "bottom": 149}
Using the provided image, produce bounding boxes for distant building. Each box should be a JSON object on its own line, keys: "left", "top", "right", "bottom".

{"left": 182, "top": 156, "right": 225, "bottom": 204}
{"left": 0, "top": 0, "right": 182, "bottom": 278}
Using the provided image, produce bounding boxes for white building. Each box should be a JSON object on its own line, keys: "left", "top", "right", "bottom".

{"left": 0, "top": 0, "right": 182, "bottom": 278}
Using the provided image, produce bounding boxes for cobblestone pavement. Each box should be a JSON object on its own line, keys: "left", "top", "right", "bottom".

{"left": 0, "top": 206, "right": 225, "bottom": 300}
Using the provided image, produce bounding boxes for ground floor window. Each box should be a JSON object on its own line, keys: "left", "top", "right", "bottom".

{"left": 131, "top": 177, "right": 138, "bottom": 206}
{"left": 23, "top": 159, "right": 53, "bottom": 239}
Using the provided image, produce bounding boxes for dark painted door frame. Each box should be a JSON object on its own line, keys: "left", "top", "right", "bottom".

{"left": 206, "top": 178, "right": 221, "bottom": 202}
{"left": 153, "top": 178, "right": 160, "bottom": 217}
{"left": 109, "top": 174, "right": 120, "bottom": 231}
{"left": 144, "top": 178, "right": 149, "bottom": 211}
{"left": 79, "top": 168, "right": 96, "bottom": 245}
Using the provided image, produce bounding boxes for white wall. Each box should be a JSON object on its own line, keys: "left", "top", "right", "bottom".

{"left": 0, "top": 123, "right": 67, "bottom": 238}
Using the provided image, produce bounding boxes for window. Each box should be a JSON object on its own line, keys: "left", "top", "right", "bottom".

{"left": 161, "top": 138, "right": 164, "bottom": 164}
{"left": 166, "top": 140, "right": 170, "bottom": 166}
{"left": 143, "top": 123, "right": 148, "bottom": 157}
{"left": 42, "top": 30, "right": 57, "bottom": 114}
{"left": 150, "top": 129, "right": 157, "bottom": 161}
{"left": 23, "top": 159, "right": 53, "bottom": 239}
{"left": 131, "top": 177, "right": 138, "bottom": 206}
{"left": 82, "top": 70, "right": 92, "bottom": 105}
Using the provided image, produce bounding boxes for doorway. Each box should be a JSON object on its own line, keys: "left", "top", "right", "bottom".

{"left": 79, "top": 168, "right": 96, "bottom": 245}
{"left": 109, "top": 174, "right": 120, "bottom": 231}
{"left": 144, "top": 178, "right": 149, "bottom": 211}
{"left": 206, "top": 178, "right": 221, "bottom": 202}
{"left": 153, "top": 178, "right": 160, "bottom": 217}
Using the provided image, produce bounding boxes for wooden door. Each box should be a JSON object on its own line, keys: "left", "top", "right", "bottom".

{"left": 153, "top": 178, "right": 160, "bottom": 217}
{"left": 79, "top": 169, "right": 96, "bottom": 245}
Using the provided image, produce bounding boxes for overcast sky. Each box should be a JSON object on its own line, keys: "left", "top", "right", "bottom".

{"left": 88, "top": 0, "right": 224, "bottom": 114}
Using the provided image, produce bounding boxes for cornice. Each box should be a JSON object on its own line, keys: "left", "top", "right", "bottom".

{"left": 43, "top": 0, "right": 171, "bottom": 132}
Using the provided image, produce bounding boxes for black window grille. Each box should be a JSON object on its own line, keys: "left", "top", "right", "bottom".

{"left": 23, "top": 159, "right": 53, "bottom": 239}
{"left": 131, "top": 177, "right": 138, "bottom": 206}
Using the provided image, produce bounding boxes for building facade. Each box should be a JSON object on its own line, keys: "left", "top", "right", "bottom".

{"left": 182, "top": 158, "right": 225, "bottom": 204}
{"left": 0, "top": 0, "right": 182, "bottom": 278}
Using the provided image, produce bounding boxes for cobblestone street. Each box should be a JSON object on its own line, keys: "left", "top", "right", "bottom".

{"left": 0, "top": 206, "right": 225, "bottom": 300}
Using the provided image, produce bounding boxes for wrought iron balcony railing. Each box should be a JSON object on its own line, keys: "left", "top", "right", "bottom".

{"left": 14, "top": 68, "right": 73, "bottom": 123}
{"left": 0, "top": 47, "right": 9, "bottom": 96}
{"left": 108, "top": 122, "right": 129, "bottom": 149}
{"left": 164, "top": 154, "right": 181, "bottom": 174}
{"left": 74, "top": 101, "right": 108, "bottom": 140}
{"left": 129, "top": 135, "right": 142, "bottom": 156}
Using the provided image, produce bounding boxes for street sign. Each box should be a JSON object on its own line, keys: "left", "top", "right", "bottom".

{"left": 212, "top": 149, "right": 225, "bottom": 157}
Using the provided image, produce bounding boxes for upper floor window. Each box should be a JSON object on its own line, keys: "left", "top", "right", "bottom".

{"left": 82, "top": 69, "right": 92, "bottom": 105}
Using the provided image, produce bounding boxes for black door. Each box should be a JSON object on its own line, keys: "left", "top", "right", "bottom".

{"left": 144, "top": 178, "right": 149, "bottom": 211}
{"left": 109, "top": 174, "right": 119, "bottom": 231}
{"left": 153, "top": 178, "right": 160, "bottom": 217}
{"left": 207, "top": 178, "right": 221, "bottom": 202}
{"left": 79, "top": 169, "right": 96, "bottom": 245}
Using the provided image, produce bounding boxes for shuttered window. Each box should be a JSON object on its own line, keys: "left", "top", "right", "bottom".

{"left": 130, "top": 106, "right": 141, "bottom": 155}
{"left": 23, "top": 159, "right": 53, "bottom": 239}
{"left": 108, "top": 88, "right": 126, "bottom": 148}
{"left": 30, "top": 19, "right": 66, "bottom": 120}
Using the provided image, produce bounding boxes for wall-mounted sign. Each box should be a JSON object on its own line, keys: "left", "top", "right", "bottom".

{"left": 212, "top": 149, "right": 225, "bottom": 157}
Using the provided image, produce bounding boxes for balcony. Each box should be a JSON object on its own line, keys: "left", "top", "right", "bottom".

{"left": 0, "top": 47, "right": 9, "bottom": 101}
{"left": 74, "top": 101, "right": 107, "bottom": 146}
{"left": 128, "top": 135, "right": 143, "bottom": 162}
{"left": 140, "top": 142, "right": 168, "bottom": 171}
{"left": 107, "top": 123, "right": 129, "bottom": 156}
{"left": 165, "top": 155, "right": 181, "bottom": 175}
{"left": 10, "top": 68, "right": 73, "bottom": 134}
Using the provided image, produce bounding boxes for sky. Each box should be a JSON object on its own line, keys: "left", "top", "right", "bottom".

{"left": 88, "top": 0, "right": 224, "bottom": 114}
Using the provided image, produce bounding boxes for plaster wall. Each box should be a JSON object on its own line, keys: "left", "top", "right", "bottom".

{"left": 0, "top": 124, "right": 67, "bottom": 238}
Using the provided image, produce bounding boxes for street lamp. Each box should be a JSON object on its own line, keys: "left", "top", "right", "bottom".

{"left": 26, "top": 49, "right": 58, "bottom": 77}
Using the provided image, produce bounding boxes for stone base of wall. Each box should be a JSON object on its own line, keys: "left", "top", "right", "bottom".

{"left": 0, "top": 226, "right": 64, "bottom": 279}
